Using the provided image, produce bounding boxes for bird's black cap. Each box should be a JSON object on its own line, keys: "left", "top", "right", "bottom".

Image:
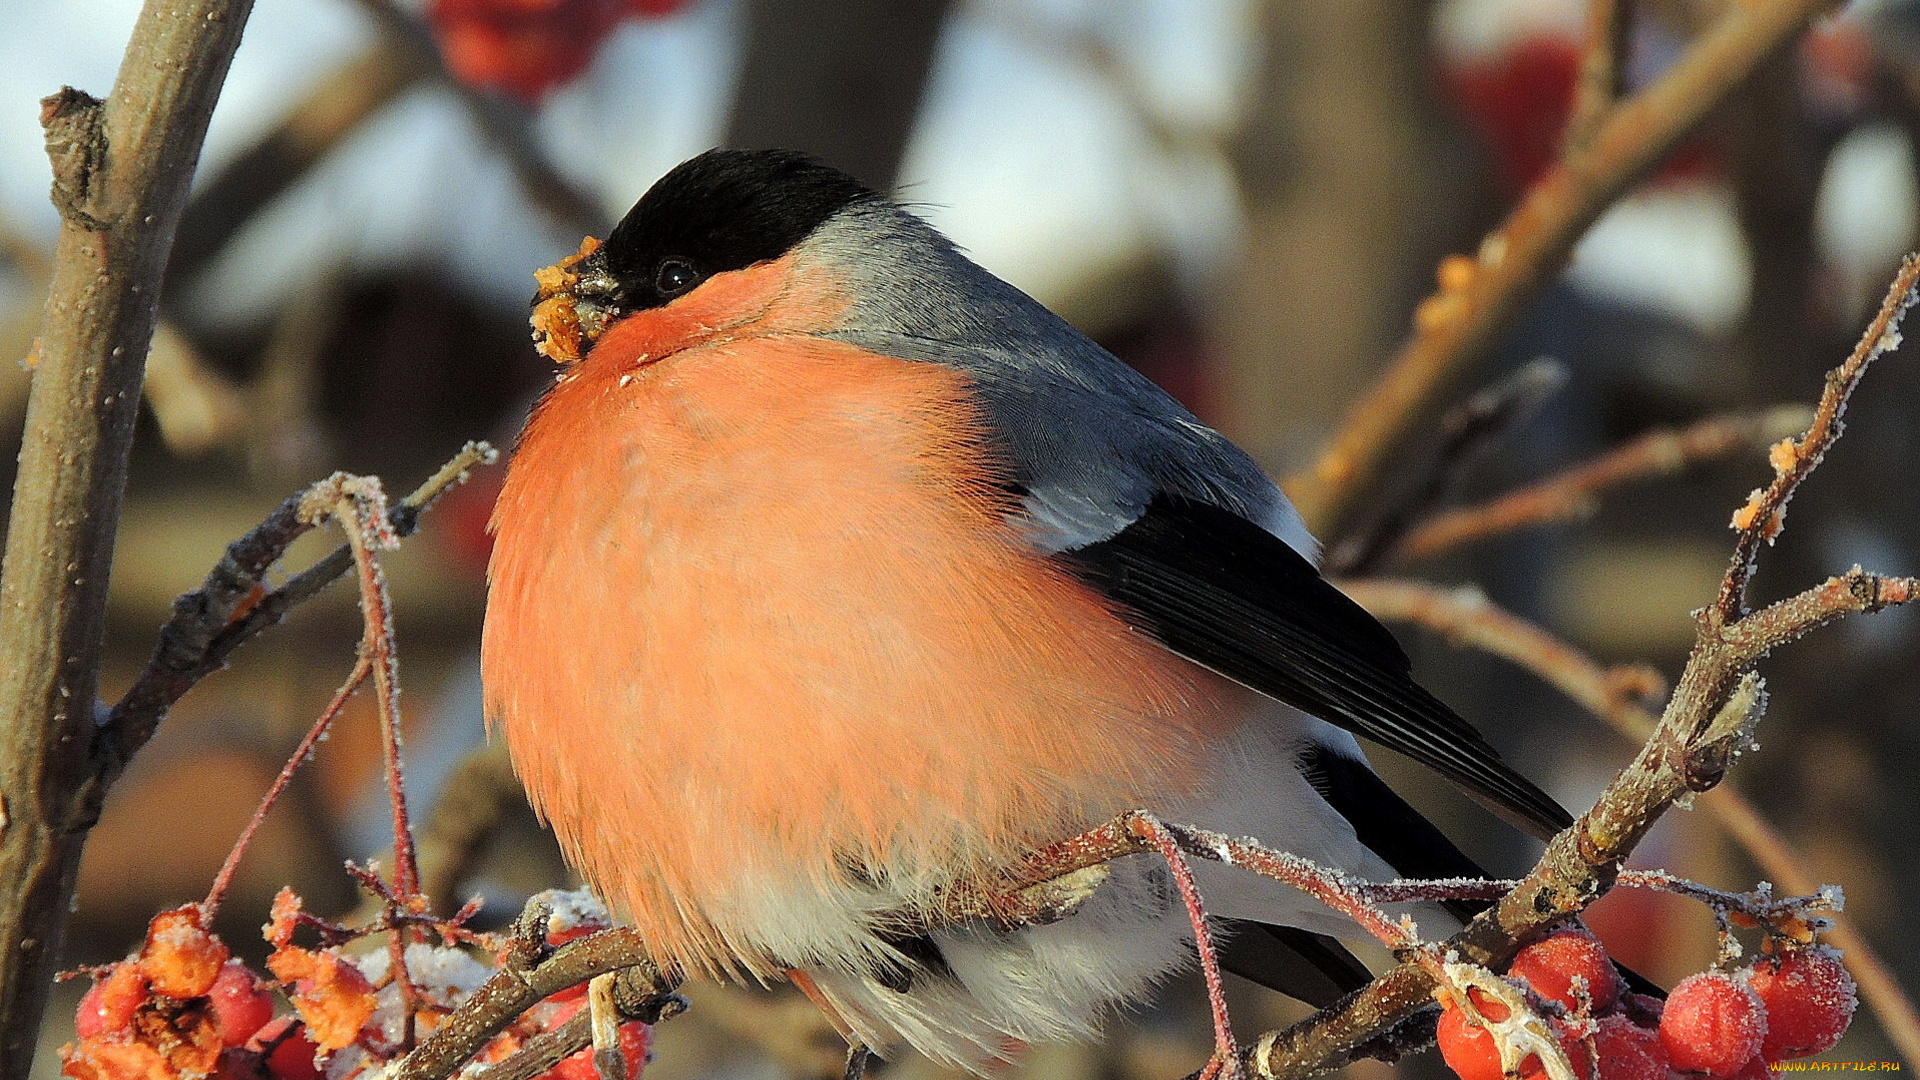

{"left": 586, "top": 149, "right": 880, "bottom": 314}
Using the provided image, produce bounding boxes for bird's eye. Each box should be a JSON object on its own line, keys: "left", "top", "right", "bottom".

{"left": 656, "top": 259, "right": 698, "bottom": 296}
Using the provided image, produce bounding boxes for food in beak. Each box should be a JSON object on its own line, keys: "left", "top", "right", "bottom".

{"left": 530, "top": 236, "right": 604, "bottom": 364}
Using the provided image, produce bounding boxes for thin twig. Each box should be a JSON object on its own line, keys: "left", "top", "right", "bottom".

{"left": 304, "top": 476, "right": 420, "bottom": 897}
{"left": 392, "top": 902, "right": 683, "bottom": 1080}
{"left": 297, "top": 472, "right": 427, "bottom": 1044}
{"left": 1567, "top": 0, "right": 1634, "bottom": 151}
{"left": 1135, "top": 814, "right": 1243, "bottom": 1080}
{"left": 103, "top": 440, "right": 496, "bottom": 777}
{"left": 1158, "top": 822, "right": 1418, "bottom": 951}
{"left": 203, "top": 656, "right": 373, "bottom": 915}
{"left": 484, "top": 1011, "right": 594, "bottom": 1080}
{"left": 1337, "top": 576, "right": 1920, "bottom": 1066}
{"left": 1391, "top": 406, "right": 1813, "bottom": 564}
{"left": 346, "top": 0, "right": 604, "bottom": 235}
{"left": 0, "top": 0, "right": 258, "bottom": 1069}
{"left": 1287, "top": 0, "right": 1845, "bottom": 536}
{"left": 1719, "top": 255, "right": 1920, "bottom": 620}
{"left": 1337, "top": 579, "right": 1661, "bottom": 737}
{"left": 1326, "top": 358, "right": 1567, "bottom": 576}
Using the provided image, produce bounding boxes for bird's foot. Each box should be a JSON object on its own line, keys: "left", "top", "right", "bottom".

{"left": 1128, "top": 813, "right": 1245, "bottom": 1080}
{"left": 843, "top": 1042, "right": 872, "bottom": 1080}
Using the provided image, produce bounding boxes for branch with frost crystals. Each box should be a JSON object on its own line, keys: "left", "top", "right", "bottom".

{"left": 405, "top": 255, "right": 1920, "bottom": 1080}
{"left": 1236, "top": 256, "right": 1920, "bottom": 1079}
{"left": 103, "top": 441, "right": 496, "bottom": 778}
{"left": 391, "top": 898, "right": 684, "bottom": 1080}
{"left": 1719, "top": 256, "right": 1920, "bottom": 620}
{"left": 1339, "top": 575, "right": 1920, "bottom": 1066}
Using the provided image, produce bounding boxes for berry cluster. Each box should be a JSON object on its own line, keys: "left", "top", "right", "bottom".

{"left": 426, "top": 0, "right": 688, "bottom": 102}
{"left": 60, "top": 889, "right": 647, "bottom": 1080}
{"left": 1437, "top": 927, "right": 1856, "bottom": 1080}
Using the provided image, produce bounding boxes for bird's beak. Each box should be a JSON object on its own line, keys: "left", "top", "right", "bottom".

{"left": 531, "top": 237, "right": 622, "bottom": 364}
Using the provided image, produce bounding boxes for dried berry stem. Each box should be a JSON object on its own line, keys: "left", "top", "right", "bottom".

{"left": 203, "top": 657, "right": 372, "bottom": 916}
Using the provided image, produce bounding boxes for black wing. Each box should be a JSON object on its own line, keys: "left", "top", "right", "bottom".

{"left": 1216, "top": 920, "right": 1373, "bottom": 1007}
{"left": 1215, "top": 747, "right": 1483, "bottom": 1004}
{"left": 1056, "top": 494, "right": 1572, "bottom": 839}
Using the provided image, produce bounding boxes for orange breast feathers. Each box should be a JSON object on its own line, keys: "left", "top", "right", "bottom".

{"left": 482, "top": 257, "right": 1227, "bottom": 971}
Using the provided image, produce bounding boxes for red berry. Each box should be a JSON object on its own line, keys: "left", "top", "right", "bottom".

{"left": 75, "top": 963, "right": 148, "bottom": 1038}
{"left": 1444, "top": 35, "right": 1581, "bottom": 192}
{"left": 619, "top": 1021, "right": 653, "bottom": 1074}
{"left": 1723, "top": 1057, "right": 1771, "bottom": 1080}
{"left": 426, "top": 0, "right": 626, "bottom": 100}
{"left": 1509, "top": 929, "right": 1623, "bottom": 1014}
{"left": 208, "top": 1047, "right": 268, "bottom": 1080}
{"left": 1748, "top": 948, "right": 1856, "bottom": 1060}
{"left": 251, "top": 1017, "right": 323, "bottom": 1080}
{"left": 1661, "top": 972, "right": 1766, "bottom": 1077}
{"left": 1589, "top": 1015, "right": 1667, "bottom": 1080}
{"left": 548, "top": 981, "right": 590, "bottom": 1005}
{"left": 546, "top": 1051, "right": 599, "bottom": 1080}
{"left": 1435, "top": 991, "right": 1590, "bottom": 1080}
{"left": 539, "top": 1021, "right": 652, "bottom": 1080}
{"left": 547, "top": 925, "right": 604, "bottom": 948}
{"left": 208, "top": 961, "right": 276, "bottom": 1048}
{"left": 1551, "top": 1023, "right": 1593, "bottom": 1080}
{"left": 1437, "top": 994, "right": 1513, "bottom": 1080}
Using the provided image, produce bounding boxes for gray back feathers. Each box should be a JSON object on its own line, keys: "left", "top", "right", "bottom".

{"left": 801, "top": 203, "right": 1317, "bottom": 560}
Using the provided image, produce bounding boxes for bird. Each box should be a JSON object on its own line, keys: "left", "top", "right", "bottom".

{"left": 481, "top": 147, "right": 1573, "bottom": 1075}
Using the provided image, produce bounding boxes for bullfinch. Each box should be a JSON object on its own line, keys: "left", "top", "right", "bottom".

{"left": 481, "top": 148, "right": 1572, "bottom": 1071}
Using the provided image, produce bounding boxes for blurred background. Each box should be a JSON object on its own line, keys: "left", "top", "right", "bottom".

{"left": 7, "top": 0, "right": 1920, "bottom": 1074}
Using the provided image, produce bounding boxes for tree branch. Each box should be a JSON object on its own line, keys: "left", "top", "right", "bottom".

{"left": 1567, "top": 0, "right": 1633, "bottom": 151}
{"left": 1339, "top": 577, "right": 1920, "bottom": 1065}
{"left": 102, "top": 440, "right": 495, "bottom": 781}
{"left": 1718, "top": 255, "right": 1920, "bottom": 620}
{"left": 1235, "top": 255, "right": 1920, "bottom": 1076}
{"left": 393, "top": 902, "right": 683, "bottom": 1080}
{"left": 1390, "top": 406, "right": 1812, "bottom": 564}
{"left": 1286, "top": 0, "right": 1844, "bottom": 537}
{"left": 1325, "top": 358, "right": 1567, "bottom": 576}
{"left": 0, "top": 2, "right": 258, "bottom": 1072}
{"left": 393, "top": 252, "right": 1920, "bottom": 1072}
